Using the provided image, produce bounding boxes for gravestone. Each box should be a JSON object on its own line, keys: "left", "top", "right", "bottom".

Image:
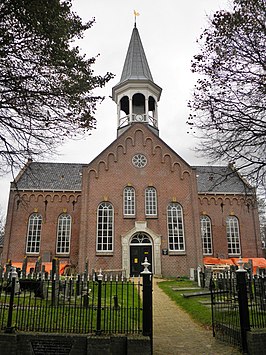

{"left": 35, "top": 256, "right": 42, "bottom": 276}
{"left": 21, "top": 256, "right": 28, "bottom": 279}
{"left": 84, "top": 258, "right": 88, "bottom": 281}
{"left": 4, "top": 259, "right": 12, "bottom": 279}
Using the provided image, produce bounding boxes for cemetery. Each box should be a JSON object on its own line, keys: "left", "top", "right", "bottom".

{"left": 0, "top": 257, "right": 152, "bottom": 354}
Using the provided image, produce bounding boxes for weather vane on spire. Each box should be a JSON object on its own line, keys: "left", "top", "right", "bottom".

{"left": 134, "top": 10, "right": 140, "bottom": 27}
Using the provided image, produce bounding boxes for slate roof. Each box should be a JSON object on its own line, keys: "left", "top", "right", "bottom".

{"left": 12, "top": 161, "right": 252, "bottom": 195}
{"left": 13, "top": 162, "right": 84, "bottom": 191}
{"left": 119, "top": 26, "right": 154, "bottom": 83}
{"left": 194, "top": 165, "right": 252, "bottom": 194}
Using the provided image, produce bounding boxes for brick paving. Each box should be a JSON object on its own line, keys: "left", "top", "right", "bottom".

{"left": 153, "top": 278, "right": 242, "bottom": 355}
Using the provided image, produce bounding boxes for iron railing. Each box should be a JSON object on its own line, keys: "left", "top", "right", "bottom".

{"left": 248, "top": 275, "right": 266, "bottom": 328}
{"left": 0, "top": 273, "right": 144, "bottom": 335}
{"left": 210, "top": 271, "right": 241, "bottom": 347}
{"left": 118, "top": 114, "right": 158, "bottom": 128}
{"left": 210, "top": 270, "right": 266, "bottom": 351}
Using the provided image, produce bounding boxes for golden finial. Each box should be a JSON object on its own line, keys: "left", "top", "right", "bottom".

{"left": 134, "top": 10, "right": 140, "bottom": 27}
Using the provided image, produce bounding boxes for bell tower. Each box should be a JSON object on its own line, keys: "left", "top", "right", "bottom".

{"left": 112, "top": 25, "right": 162, "bottom": 137}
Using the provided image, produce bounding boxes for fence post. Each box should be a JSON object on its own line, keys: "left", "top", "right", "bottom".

{"left": 51, "top": 258, "right": 59, "bottom": 306}
{"left": 141, "top": 257, "right": 153, "bottom": 339}
{"left": 236, "top": 258, "right": 250, "bottom": 353}
{"left": 210, "top": 274, "right": 216, "bottom": 338}
{"left": 96, "top": 269, "right": 103, "bottom": 335}
{"left": 5, "top": 277, "right": 16, "bottom": 333}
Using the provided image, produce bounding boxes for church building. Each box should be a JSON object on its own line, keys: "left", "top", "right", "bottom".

{"left": 2, "top": 25, "right": 263, "bottom": 277}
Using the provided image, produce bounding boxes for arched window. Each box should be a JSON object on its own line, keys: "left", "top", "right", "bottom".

{"left": 132, "top": 93, "right": 145, "bottom": 119}
{"left": 130, "top": 233, "right": 151, "bottom": 244}
{"left": 120, "top": 95, "right": 129, "bottom": 115}
{"left": 26, "top": 213, "right": 42, "bottom": 254}
{"left": 145, "top": 187, "right": 157, "bottom": 217}
{"left": 226, "top": 216, "right": 241, "bottom": 255}
{"left": 167, "top": 203, "right": 185, "bottom": 251}
{"left": 56, "top": 214, "right": 71, "bottom": 254}
{"left": 200, "top": 216, "right": 213, "bottom": 255}
{"left": 148, "top": 96, "right": 156, "bottom": 117}
{"left": 97, "top": 202, "right": 114, "bottom": 252}
{"left": 119, "top": 96, "right": 130, "bottom": 128}
{"left": 123, "top": 186, "right": 135, "bottom": 216}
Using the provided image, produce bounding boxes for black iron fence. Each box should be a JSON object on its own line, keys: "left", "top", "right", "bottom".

{"left": 210, "top": 268, "right": 266, "bottom": 352}
{"left": 0, "top": 271, "right": 152, "bottom": 336}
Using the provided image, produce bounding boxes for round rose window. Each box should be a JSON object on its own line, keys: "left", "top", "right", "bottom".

{"left": 132, "top": 154, "right": 147, "bottom": 168}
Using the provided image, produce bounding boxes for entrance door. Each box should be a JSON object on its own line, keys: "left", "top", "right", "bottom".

{"left": 130, "top": 245, "right": 152, "bottom": 276}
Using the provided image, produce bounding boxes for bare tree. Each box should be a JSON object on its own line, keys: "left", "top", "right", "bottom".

{"left": 0, "top": 207, "right": 5, "bottom": 247}
{"left": 188, "top": 0, "right": 266, "bottom": 190}
{"left": 0, "top": 0, "right": 114, "bottom": 175}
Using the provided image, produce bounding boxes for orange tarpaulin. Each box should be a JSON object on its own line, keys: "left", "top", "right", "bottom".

{"left": 204, "top": 257, "right": 266, "bottom": 274}
{"left": 9, "top": 262, "right": 68, "bottom": 275}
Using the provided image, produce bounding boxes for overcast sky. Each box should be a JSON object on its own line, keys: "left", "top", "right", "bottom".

{"left": 0, "top": 0, "right": 230, "bottom": 214}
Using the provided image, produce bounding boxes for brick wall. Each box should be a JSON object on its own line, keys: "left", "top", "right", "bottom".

{"left": 198, "top": 194, "right": 262, "bottom": 258}
{"left": 0, "top": 333, "right": 151, "bottom": 355}
{"left": 3, "top": 191, "right": 81, "bottom": 267}
{"left": 247, "top": 330, "right": 266, "bottom": 355}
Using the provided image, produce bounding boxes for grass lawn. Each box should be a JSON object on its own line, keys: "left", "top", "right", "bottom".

{"left": 157, "top": 278, "right": 213, "bottom": 329}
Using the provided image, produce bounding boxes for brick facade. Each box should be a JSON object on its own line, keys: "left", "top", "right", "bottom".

{"left": 2, "top": 123, "right": 262, "bottom": 278}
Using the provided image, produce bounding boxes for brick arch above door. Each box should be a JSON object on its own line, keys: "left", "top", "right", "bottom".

{"left": 121, "top": 221, "right": 162, "bottom": 277}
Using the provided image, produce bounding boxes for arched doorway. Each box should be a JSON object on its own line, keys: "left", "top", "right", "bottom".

{"left": 130, "top": 232, "right": 152, "bottom": 276}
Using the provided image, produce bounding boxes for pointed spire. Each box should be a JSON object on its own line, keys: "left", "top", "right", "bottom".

{"left": 112, "top": 25, "right": 162, "bottom": 137}
{"left": 118, "top": 26, "right": 154, "bottom": 84}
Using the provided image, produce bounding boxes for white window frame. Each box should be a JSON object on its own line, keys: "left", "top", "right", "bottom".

{"left": 26, "top": 213, "right": 42, "bottom": 254}
{"left": 226, "top": 216, "right": 241, "bottom": 255}
{"left": 97, "top": 202, "right": 114, "bottom": 252}
{"left": 200, "top": 216, "right": 213, "bottom": 255}
{"left": 145, "top": 187, "right": 157, "bottom": 217}
{"left": 167, "top": 203, "right": 185, "bottom": 251}
{"left": 56, "top": 214, "right": 71, "bottom": 254}
{"left": 123, "top": 186, "right": 135, "bottom": 216}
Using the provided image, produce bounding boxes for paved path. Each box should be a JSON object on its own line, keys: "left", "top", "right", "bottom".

{"left": 153, "top": 279, "right": 242, "bottom": 355}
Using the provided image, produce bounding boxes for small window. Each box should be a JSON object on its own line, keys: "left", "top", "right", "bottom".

{"left": 167, "top": 203, "right": 185, "bottom": 251}
{"left": 145, "top": 187, "right": 157, "bottom": 216}
{"left": 123, "top": 186, "right": 135, "bottom": 216}
{"left": 26, "top": 213, "right": 42, "bottom": 254}
{"left": 56, "top": 214, "right": 71, "bottom": 254}
{"left": 226, "top": 216, "right": 241, "bottom": 255}
{"left": 97, "top": 202, "right": 114, "bottom": 252}
{"left": 200, "top": 216, "right": 213, "bottom": 255}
